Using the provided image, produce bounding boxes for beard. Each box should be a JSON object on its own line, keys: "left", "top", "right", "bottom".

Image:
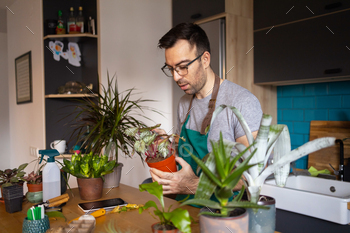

{"left": 177, "top": 64, "right": 207, "bottom": 95}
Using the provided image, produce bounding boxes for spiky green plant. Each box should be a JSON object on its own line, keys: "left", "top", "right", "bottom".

{"left": 67, "top": 72, "right": 161, "bottom": 163}
{"left": 206, "top": 105, "right": 336, "bottom": 203}
{"left": 180, "top": 132, "right": 267, "bottom": 217}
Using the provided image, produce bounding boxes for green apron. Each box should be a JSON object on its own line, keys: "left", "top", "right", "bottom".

{"left": 175, "top": 75, "right": 238, "bottom": 204}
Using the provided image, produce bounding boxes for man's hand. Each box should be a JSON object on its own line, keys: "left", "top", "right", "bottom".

{"left": 150, "top": 157, "right": 199, "bottom": 195}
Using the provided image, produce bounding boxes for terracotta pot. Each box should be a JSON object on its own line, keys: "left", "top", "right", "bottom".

{"left": 27, "top": 183, "right": 43, "bottom": 192}
{"left": 248, "top": 195, "right": 276, "bottom": 233}
{"left": 77, "top": 177, "right": 103, "bottom": 200}
{"left": 146, "top": 151, "right": 177, "bottom": 173}
{"left": 151, "top": 223, "right": 180, "bottom": 233}
{"left": 199, "top": 207, "right": 248, "bottom": 233}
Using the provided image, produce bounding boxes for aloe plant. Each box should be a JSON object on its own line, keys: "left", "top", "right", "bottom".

{"left": 66, "top": 72, "right": 161, "bottom": 163}
{"left": 181, "top": 132, "right": 267, "bottom": 217}
{"left": 139, "top": 181, "right": 192, "bottom": 233}
{"left": 207, "top": 105, "right": 336, "bottom": 203}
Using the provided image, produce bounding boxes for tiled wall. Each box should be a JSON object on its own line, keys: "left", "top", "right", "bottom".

{"left": 277, "top": 80, "right": 350, "bottom": 169}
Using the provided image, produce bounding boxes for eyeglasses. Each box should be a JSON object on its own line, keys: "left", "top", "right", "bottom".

{"left": 161, "top": 52, "right": 204, "bottom": 77}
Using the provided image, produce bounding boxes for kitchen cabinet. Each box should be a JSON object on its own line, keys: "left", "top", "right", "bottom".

{"left": 43, "top": 0, "right": 99, "bottom": 151}
{"left": 254, "top": 0, "right": 350, "bottom": 30}
{"left": 254, "top": 6, "right": 350, "bottom": 85}
{"left": 172, "top": 0, "right": 225, "bottom": 26}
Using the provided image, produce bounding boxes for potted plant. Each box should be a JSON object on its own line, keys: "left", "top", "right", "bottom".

{"left": 0, "top": 163, "right": 27, "bottom": 213}
{"left": 22, "top": 170, "right": 43, "bottom": 203}
{"left": 126, "top": 124, "right": 185, "bottom": 172}
{"left": 139, "top": 181, "right": 192, "bottom": 233}
{"left": 67, "top": 73, "right": 159, "bottom": 188}
{"left": 205, "top": 105, "right": 336, "bottom": 232}
{"left": 180, "top": 132, "right": 266, "bottom": 232}
{"left": 0, "top": 163, "right": 28, "bottom": 198}
{"left": 62, "top": 152, "right": 116, "bottom": 200}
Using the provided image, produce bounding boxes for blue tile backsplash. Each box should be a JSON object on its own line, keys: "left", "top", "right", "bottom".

{"left": 277, "top": 80, "right": 350, "bottom": 169}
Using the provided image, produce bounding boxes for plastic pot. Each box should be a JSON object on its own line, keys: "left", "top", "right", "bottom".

{"left": 146, "top": 151, "right": 177, "bottom": 173}
{"left": 3, "top": 184, "right": 23, "bottom": 213}
{"left": 77, "top": 177, "right": 103, "bottom": 200}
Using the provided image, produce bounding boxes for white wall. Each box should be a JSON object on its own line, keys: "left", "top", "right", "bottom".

{"left": 99, "top": 0, "right": 173, "bottom": 188}
{"left": 0, "top": 9, "right": 10, "bottom": 170}
{"left": 7, "top": 0, "right": 45, "bottom": 178}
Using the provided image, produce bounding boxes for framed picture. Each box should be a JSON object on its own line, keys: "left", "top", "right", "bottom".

{"left": 15, "top": 51, "right": 32, "bottom": 104}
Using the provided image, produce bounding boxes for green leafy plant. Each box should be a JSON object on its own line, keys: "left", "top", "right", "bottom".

{"left": 126, "top": 124, "right": 184, "bottom": 159}
{"left": 67, "top": 72, "right": 161, "bottom": 163}
{"left": 62, "top": 152, "right": 116, "bottom": 179}
{"left": 206, "top": 105, "right": 335, "bottom": 203}
{"left": 0, "top": 163, "right": 28, "bottom": 188}
{"left": 181, "top": 132, "right": 266, "bottom": 217}
{"left": 139, "top": 182, "right": 192, "bottom": 233}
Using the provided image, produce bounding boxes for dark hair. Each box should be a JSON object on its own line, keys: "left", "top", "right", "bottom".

{"left": 158, "top": 23, "right": 210, "bottom": 56}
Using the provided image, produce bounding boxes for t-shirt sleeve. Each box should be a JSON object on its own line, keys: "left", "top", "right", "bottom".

{"left": 233, "top": 90, "right": 263, "bottom": 139}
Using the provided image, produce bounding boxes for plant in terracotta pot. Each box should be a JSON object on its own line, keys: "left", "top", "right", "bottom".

{"left": 62, "top": 152, "right": 116, "bottom": 200}
{"left": 126, "top": 124, "right": 185, "bottom": 172}
{"left": 139, "top": 181, "right": 192, "bottom": 233}
{"left": 205, "top": 105, "right": 336, "bottom": 232}
{"left": 180, "top": 132, "right": 267, "bottom": 232}
{"left": 23, "top": 171, "right": 43, "bottom": 203}
{"left": 67, "top": 73, "right": 159, "bottom": 188}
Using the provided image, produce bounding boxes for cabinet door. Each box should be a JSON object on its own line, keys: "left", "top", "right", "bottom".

{"left": 254, "top": 0, "right": 350, "bottom": 30}
{"left": 254, "top": 10, "right": 350, "bottom": 85}
{"left": 172, "top": 0, "right": 225, "bottom": 26}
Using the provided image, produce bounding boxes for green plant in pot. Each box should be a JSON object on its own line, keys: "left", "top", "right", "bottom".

{"left": 205, "top": 105, "right": 336, "bottom": 232}
{"left": 67, "top": 73, "right": 159, "bottom": 188}
{"left": 139, "top": 181, "right": 192, "bottom": 233}
{"left": 126, "top": 124, "right": 185, "bottom": 173}
{"left": 180, "top": 132, "right": 267, "bottom": 232}
{"left": 23, "top": 171, "right": 43, "bottom": 203}
{"left": 62, "top": 152, "right": 116, "bottom": 200}
{"left": 0, "top": 163, "right": 28, "bottom": 199}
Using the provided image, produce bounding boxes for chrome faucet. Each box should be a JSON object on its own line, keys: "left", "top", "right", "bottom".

{"left": 329, "top": 139, "right": 344, "bottom": 181}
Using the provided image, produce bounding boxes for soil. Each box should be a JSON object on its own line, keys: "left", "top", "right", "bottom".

{"left": 146, "top": 154, "right": 171, "bottom": 163}
{"left": 153, "top": 223, "right": 177, "bottom": 231}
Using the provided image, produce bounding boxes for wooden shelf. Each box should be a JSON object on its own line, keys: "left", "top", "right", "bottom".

{"left": 56, "top": 154, "right": 73, "bottom": 159}
{"left": 45, "top": 94, "right": 98, "bottom": 98}
{"left": 43, "top": 33, "right": 98, "bottom": 42}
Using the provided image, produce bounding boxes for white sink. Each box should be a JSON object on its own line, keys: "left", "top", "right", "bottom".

{"left": 260, "top": 175, "right": 350, "bottom": 225}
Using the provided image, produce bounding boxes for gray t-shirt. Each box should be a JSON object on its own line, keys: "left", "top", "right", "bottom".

{"left": 176, "top": 80, "right": 262, "bottom": 152}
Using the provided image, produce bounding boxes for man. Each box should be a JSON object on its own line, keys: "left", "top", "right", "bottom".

{"left": 150, "top": 23, "right": 262, "bottom": 200}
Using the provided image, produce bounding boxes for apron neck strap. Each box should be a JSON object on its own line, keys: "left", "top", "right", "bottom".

{"left": 181, "top": 74, "right": 221, "bottom": 134}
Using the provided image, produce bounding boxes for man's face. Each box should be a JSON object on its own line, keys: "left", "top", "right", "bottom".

{"left": 164, "top": 39, "right": 207, "bottom": 95}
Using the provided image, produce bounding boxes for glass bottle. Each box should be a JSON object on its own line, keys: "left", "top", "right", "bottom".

{"left": 56, "top": 10, "right": 66, "bottom": 34}
{"left": 76, "top": 6, "right": 85, "bottom": 33}
{"left": 67, "top": 7, "right": 77, "bottom": 33}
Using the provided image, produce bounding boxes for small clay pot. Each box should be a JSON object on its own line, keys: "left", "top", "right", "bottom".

{"left": 77, "top": 177, "right": 103, "bottom": 200}
{"left": 146, "top": 150, "right": 177, "bottom": 173}
{"left": 151, "top": 223, "right": 180, "bottom": 233}
{"left": 27, "top": 183, "right": 43, "bottom": 192}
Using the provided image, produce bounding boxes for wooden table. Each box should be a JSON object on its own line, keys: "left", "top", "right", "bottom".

{"left": 0, "top": 184, "right": 201, "bottom": 232}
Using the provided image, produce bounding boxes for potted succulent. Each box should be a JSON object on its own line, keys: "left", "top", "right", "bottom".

{"left": 181, "top": 132, "right": 266, "bottom": 232}
{"left": 67, "top": 73, "right": 159, "bottom": 188}
{"left": 139, "top": 181, "right": 192, "bottom": 233}
{"left": 126, "top": 124, "right": 185, "bottom": 172}
{"left": 205, "top": 105, "right": 336, "bottom": 232}
{"left": 62, "top": 152, "right": 116, "bottom": 200}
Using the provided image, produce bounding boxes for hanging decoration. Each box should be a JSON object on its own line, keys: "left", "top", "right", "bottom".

{"left": 49, "top": 41, "right": 81, "bottom": 67}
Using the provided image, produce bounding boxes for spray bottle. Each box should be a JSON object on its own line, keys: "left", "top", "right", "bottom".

{"left": 39, "top": 149, "right": 61, "bottom": 202}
